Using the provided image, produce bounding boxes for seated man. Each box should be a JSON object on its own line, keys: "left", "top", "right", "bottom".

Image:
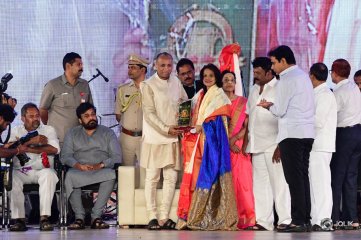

{"left": 9, "top": 103, "right": 60, "bottom": 231}
{"left": 61, "top": 102, "right": 121, "bottom": 230}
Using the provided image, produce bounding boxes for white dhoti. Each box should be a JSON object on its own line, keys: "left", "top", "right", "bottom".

{"left": 309, "top": 151, "right": 333, "bottom": 226}
{"left": 10, "top": 168, "right": 59, "bottom": 219}
{"left": 252, "top": 152, "right": 291, "bottom": 230}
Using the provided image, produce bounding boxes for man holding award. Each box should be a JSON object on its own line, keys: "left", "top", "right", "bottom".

{"left": 140, "top": 52, "right": 188, "bottom": 230}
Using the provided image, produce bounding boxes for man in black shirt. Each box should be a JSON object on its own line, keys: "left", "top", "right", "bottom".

{"left": 176, "top": 58, "right": 202, "bottom": 99}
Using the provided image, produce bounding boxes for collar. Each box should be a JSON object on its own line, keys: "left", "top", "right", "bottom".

{"left": 314, "top": 82, "right": 328, "bottom": 94}
{"left": 266, "top": 77, "right": 278, "bottom": 87}
{"left": 279, "top": 65, "right": 298, "bottom": 76}
{"left": 333, "top": 79, "right": 349, "bottom": 91}
{"left": 61, "top": 74, "right": 79, "bottom": 86}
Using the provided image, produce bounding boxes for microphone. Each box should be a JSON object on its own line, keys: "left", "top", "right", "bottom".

{"left": 96, "top": 68, "right": 109, "bottom": 82}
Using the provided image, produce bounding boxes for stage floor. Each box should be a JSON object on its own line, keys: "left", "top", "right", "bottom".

{"left": 1, "top": 227, "right": 360, "bottom": 240}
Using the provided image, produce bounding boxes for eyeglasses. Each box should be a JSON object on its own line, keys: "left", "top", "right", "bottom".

{"left": 178, "top": 70, "right": 194, "bottom": 78}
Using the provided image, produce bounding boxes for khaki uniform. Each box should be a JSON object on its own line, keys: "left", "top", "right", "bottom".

{"left": 39, "top": 75, "right": 93, "bottom": 144}
{"left": 115, "top": 81, "right": 143, "bottom": 166}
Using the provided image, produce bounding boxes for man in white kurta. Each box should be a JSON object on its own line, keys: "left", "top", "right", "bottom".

{"left": 245, "top": 57, "right": 291, "bottom": 231}
{"left": 140, "top": 52, "right": 188, "bottom": 229}
{"left": 9, "top": 103, "right": 59, "bottom": 231}
{"left": 308, "top": 63, "right": 337, "bottom": 231}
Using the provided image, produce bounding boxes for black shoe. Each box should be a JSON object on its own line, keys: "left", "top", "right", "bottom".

{"left": 10, "top": 219, "right": 28, "bottom": 232}
{"left": 312, "top": 224, "right": 334, "bottom": 232}
{"left": 277, "top": 224, "right": 307, "bottom": 232}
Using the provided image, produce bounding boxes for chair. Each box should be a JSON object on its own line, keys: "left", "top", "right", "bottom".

{"left": 117, "top": 166, "right": 181, "bottom": 226}
{"left": 0, "top": 154, "right": 63, "bottom": 229}
{"left": 61, "top": 163, "right": 120, "bottom": 226}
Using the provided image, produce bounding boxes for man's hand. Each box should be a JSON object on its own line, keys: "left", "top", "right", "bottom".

{"left": 272, "top": 145, "right": 281, "bottom": 163}
{"left": 168, "top": 126, "right": 183, "bottom": 136}
{"left": 27, "top": 135, "right": 48, "bottom": 146}
{"left": 73, "top": 163, "right": 94, "bottom": 171}
{"left": 257, "top": 99, "right": 274, "bottom": 110}
{"left": 92, "top": 163, "right": 105, "bottom": 171}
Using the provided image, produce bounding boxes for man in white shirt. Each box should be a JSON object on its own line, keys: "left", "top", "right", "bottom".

{"left": 244, "top": 57, "right": 291, "bottom": 231}
{"left": 258, "top": 45, "right": 315, "bottom": 232}
{"left": 330, "top": 59, "right": 361, "bottom": 230}
{"left": 9, "top": 103, "right": 59, "bottom": 231}
{"left": 140, "top": 52, "right": 188, "bottom": 230}
{"left": 308, "top": 63, "right": 337, "bottom": 231}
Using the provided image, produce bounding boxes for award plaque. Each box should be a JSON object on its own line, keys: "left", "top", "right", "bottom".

{"left": 176, "top": 100, "right": 192, "bottom": 131}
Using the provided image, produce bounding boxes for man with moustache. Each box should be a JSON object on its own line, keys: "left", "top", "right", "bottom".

{"left": 8, "top": 103, "right": 60, "bottom": 231}
{"left": 176, "top": 58, "right": 202, "bottom": 99}
{"left": 115, "top": 54, "right": 149, "bottom": 166}
{"left": 39, "top": 52, "right": 93, "bottom": 146}
{"left": 141, "top": 52, "right": 187, "bottom": 230}
{"left": 61, "top": 103, "right": 121, "bottom": 230}
{"left": 243, "top": 57, "right": 291, "bottom": 231}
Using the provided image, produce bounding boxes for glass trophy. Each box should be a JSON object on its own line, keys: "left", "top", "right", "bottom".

{"left": 175, "top": 99, "right": 192, "bottom": 131}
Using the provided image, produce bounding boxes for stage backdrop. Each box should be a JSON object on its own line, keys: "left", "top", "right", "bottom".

{"left": 0, "top": 0, "right": 254, "bottom": 129}
{"left": 255, "top": 0, "right": 361, "bottom": 87}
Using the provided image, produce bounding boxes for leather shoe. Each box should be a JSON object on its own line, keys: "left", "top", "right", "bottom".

{"left": 277, "top": 224, "right": 307, "bottom": 232}
{"left": 311, "top": 224, "right": 334, "bottom": 232}
{"left": 10, "top": 219, "right": 28, "bottom": 232}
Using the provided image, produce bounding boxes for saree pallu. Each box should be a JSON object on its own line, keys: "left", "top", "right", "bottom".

{"left": 229, "top": 96, "right": 255, "bottom": 229}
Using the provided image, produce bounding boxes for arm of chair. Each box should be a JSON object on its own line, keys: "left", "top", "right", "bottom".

{"left": 117, "top": 166, "right": 136, "bottom": 225}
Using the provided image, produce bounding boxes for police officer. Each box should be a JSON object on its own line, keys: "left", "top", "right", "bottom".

{"left": 115, "top": 54, "right": 149, "bottom": 166}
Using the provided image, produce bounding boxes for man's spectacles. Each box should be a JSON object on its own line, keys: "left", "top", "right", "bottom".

{"left": 178, "top": 70, "right": 194, "bottom": 78}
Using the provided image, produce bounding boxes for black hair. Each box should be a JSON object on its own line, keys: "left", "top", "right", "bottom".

{"left": 0, "top": 104, "right": 16, "bottom": 122}
{"left": 252, "top": 57, "right": 272, "bottom": 73}
{"left": 176, "top": 58, "right": 195, "bottom": 73}
{"left": 63, "top": 52, "right": 82, "bottom": 70}
{"left": 354, "top": 69, "right": 361, "bottom": 78}
{"left": 310, "top": 63, "right": 328, "bottom": 81}
{"left": 76, "top": 102, "right": 96, "bottom": 119}
{"left": 267, "top": 45, "right": 296, "bottom": 65}
{"left": 21, "top": 102, "right": 39, "bottom": 117}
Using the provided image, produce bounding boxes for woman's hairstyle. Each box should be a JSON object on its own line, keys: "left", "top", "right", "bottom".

{"left": 199, "top": 63, "right": 222, "bottom": 92}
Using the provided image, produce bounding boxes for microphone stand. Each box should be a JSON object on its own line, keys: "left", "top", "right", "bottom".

{"left": 88, "top": 73, "right": 101, "bottom": 83}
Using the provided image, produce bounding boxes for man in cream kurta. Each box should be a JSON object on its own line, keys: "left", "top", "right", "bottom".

{"left": 140, "top": 52, "right": 187, "bottom": 229}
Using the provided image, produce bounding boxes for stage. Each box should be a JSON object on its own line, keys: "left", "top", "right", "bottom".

{"left": 1, "top": 227, "right": 361, "bottom": 240}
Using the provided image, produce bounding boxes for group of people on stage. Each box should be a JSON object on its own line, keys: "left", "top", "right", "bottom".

{"left": 1, "top": 44, "right": 361, "bottom": 233}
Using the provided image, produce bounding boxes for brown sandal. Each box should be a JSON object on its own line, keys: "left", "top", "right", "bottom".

{"left": 68, "top": 219, "right": 85, "bottom": 230}
{"left": 91, "top": 218, "right": 109, "bottom": 229}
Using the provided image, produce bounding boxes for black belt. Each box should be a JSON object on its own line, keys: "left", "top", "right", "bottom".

{"left": 122, "top": 127, "right": 142, "bottom": 137}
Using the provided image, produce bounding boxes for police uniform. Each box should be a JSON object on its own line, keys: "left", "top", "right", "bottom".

{"left": 115, "top": 54, "right": 149, "bottom": 166}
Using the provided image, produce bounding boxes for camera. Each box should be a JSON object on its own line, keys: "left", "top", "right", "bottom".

{"left": 8, "top": 130, "right": 38, "bottom": 166}
{"left": 0, "top": 73, "right": 16, "bottom": 104}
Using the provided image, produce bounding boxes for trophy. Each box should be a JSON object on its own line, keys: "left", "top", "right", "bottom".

{"left": 176, "top": 100, "right": 192, "bottom": 131}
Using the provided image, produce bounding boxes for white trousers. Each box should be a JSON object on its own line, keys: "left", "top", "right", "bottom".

{"left": 10, "top": 168, "right": 59, "bottom": 219}
{"left": 144, "top": 166, "right": 177, "bottom": 221}
{"left": 309, "top": 151, "right": 333, "bottom": 225}
{"left": 252, "top": 152, "right": 291, "bottom": 230}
